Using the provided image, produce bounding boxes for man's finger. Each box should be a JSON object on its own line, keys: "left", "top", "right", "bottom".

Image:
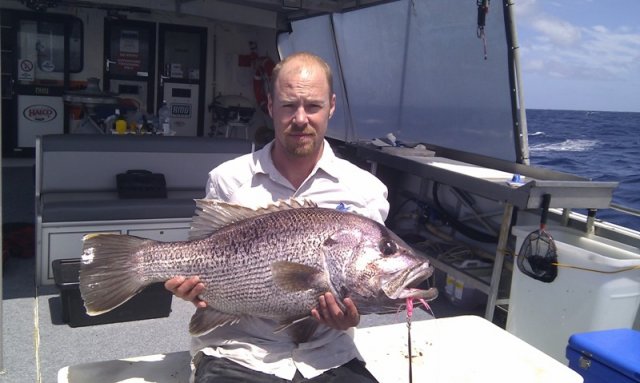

{"left": 164, "top": 276, "right": 186, "bottom": 291}
{"left": 343, "top": 297, "right": 360, "bottom": 326}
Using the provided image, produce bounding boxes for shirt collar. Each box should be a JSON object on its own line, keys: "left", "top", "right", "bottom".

{"left": 251, "top": 139, "right": 341, "bottom": 180}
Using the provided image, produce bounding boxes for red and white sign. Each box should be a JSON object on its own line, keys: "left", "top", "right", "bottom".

{"left": 117, "top": 30, "right": 142, "bottom": 73}
{"left": 18, "top": 95, "right": 63, "bottom": 148}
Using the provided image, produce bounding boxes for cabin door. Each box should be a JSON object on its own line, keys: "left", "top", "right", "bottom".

{"left": 103, "top": 19, "right": 156, "bottom": 117}
{"left": 157, "top": 24, "right": 207, "bottom": 136}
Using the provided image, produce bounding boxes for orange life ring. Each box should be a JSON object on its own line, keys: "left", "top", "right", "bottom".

{"left": 253, "top": 56, "right": 275, "bottom": 114}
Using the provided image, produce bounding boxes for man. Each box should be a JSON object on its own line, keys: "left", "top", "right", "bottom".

{"left": 166, "top": 51, "right": 389, "bottom": 382}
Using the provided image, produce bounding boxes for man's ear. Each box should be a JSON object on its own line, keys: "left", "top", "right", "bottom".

{"left": 267, "top": 94, "right": 273, "bottom": 118}
{"left": 329, "top": 93, "right": 336, "bottom": 119}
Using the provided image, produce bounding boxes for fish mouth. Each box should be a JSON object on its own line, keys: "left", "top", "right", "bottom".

{"left": 383, "top": 262, "right": 438, "bottom": 301}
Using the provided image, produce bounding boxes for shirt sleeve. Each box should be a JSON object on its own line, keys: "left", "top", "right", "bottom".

{"left": 366, "top": 180, "right": 390, "bottom": 224}
{"left": 205, "top": 170, "right": 227, "bottom": 200}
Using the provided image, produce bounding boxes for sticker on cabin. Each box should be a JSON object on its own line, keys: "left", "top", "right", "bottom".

{"left": 119, "top": 30, "right": 140, "bottom": 53}
{"left": 18, "top": 59, "right": 35, "bottom": 82}
{"left": 23, "top": 104, "right": 57, "bottom": 122}
{"left": 171, "top": 103, "right": 192, "bottom": 119}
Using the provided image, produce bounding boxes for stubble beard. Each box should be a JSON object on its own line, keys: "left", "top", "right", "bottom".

{"left": 286, "top": 134, "right": 317, "bottom": 157}
{"left": 283, "top": 126, "right": 321, "bottom": 157}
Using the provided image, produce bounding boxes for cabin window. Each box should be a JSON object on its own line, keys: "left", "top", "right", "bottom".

{"left": 17, "top": 16, "right": 83, "bottom": 79}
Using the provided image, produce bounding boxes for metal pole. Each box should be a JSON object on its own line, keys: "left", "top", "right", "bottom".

{"left": 395, "top": 0, "right": 414, "bottom": 140}
{"left": 484, "top": 203, "right": 514, "bottom": 321}
{"left": 0, "top": 34, "right": 4, "bottom": 373}
{"left": 505, "top": 0, "right": 530, "bottom": 165}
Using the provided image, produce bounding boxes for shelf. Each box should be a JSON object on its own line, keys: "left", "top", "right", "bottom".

{"left": 416, "top": 247, "right": 492, "bottom": 294}
{"left": 355, "top": 143, "right": 618, "bottom": 210}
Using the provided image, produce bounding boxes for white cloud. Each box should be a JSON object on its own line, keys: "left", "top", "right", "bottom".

{"left": 593, "top": 25, "right": 608, "bottom": 34}
{"left": 523, "top": 59, "right": 544, "bottom": 71}
{"left": 517, "top": 3, "right": 640, "bottom": 82}
{"left": 513, "top": 0, "right": 539, "bottom": 18}
{"left": 530, "top": 17, "right": 581, "bottom": 45}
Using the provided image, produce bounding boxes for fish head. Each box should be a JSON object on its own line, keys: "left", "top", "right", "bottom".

{"left": 324, "top": 222, "right": 437, "bottom": 315}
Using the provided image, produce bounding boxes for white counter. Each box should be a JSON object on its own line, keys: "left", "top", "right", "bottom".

{"left": 354, "top": 315, "right": 583, "bottom": 383}
{"left": 58, "top": 315, "right": 583, "bottom": 383}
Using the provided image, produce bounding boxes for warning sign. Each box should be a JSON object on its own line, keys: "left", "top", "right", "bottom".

{"left": 18, "top": 59, "right": 35, "bottom": 82}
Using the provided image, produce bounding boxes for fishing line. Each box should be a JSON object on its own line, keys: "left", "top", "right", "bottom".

{"left": 406, "top": 297, "right": 435, "bottom": 383}
{"left": 510, "top": 250, "right": 640, "bottom": 274}
{"left": 552, "top": 263, "right": 640, "bottom": 274}
{"left": 406, "top": 298, "right": 413, "bottom": 383}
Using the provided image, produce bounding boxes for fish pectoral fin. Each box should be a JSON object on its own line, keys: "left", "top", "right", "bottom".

{"left": 276, "top": 316, "right": 319, "bottom": 344}
{"left": 189, "top": 307, "right": 241, "bottom": 336}
{"left": 271, "top": 261, "right": 328, "bottom": 292}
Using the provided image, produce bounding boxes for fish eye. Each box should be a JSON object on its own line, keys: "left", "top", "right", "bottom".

{"left": 379, "top": 239, "right": 398, "bottom": 256}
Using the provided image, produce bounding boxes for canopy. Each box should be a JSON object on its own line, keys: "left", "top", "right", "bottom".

{"left": 279, "top": 0, "right": 520, "bottom": 162}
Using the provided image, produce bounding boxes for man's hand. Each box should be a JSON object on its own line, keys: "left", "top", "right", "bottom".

{"left": 165, "top": 276, "right": 207, "bottom": 308}
{"left": 311, "top": 292, "right": 360, "bottom": 330}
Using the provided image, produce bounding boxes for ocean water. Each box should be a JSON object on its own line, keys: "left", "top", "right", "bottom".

{"left": 526, "top": 109, "right": 640, "bottom": 231}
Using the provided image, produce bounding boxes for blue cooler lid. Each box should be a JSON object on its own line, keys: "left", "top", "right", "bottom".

{"left": 568, "top": 329, "right": 640, "bottom": 382}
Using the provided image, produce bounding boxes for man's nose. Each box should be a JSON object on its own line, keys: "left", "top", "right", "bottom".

{"left": 293, "top": 106, "right": 308, "bottom": 126}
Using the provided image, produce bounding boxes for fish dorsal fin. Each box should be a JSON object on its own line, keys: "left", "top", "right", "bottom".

{"left": 189, "top": 198, "right": 316, "bottom": 240}
{"left": 189, "top": 307, "right": 242, "bottom": 336}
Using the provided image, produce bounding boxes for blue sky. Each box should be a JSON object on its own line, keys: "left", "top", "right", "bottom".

{"left": 514, "top": 0, "right": 640, "bottom": 112}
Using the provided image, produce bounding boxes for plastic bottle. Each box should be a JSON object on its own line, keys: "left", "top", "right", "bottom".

{"left": 103, "top": 114, "right": 116, "bottom": 134}
{"left": 158, "top": 101, "right": 171, "bottom": 135}
{"left": 141, "top": 114, "right": 150, "bottom": 134}
{"left": 114, "top": 108, "right": 127, "bottom": 134}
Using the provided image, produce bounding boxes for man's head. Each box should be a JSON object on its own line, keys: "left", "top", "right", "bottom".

{"left": 270, "top": 52, "right": 334, "bottom": 98}
{"left": 268, "top": 52, "right": 336, "bottom": 159}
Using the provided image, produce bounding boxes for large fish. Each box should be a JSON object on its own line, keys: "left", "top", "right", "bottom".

{"left": 79, "top": 199, "right": 437, "bottom": 342}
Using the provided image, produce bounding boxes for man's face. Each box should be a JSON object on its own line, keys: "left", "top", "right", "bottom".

{"left": 268, "top": 61, "right": 336, "bottom": 157}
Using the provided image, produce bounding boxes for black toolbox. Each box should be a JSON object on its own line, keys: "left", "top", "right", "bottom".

{"left": 52, "top": 258, "right": 173, "bottom": 327}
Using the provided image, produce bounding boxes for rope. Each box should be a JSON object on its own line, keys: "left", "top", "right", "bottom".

{"left": 477, "top": 0, "right": 490, "bottom": 59}
{"left": 552, "top": 263, "right": 640, "bottom": 274}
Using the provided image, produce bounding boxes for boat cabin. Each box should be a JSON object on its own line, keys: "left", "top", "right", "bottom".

{"left": 1, "top": 1, "right": 638, "bottom": 382}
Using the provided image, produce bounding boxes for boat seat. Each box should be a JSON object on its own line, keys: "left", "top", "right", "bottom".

{"left": 41, "top": 191, "right": 202, "bottom": 222}
{"left": 36, "top": 134, "right": 254, "bottom": 285}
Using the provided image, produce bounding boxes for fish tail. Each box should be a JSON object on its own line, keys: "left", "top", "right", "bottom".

{"left": 79, "top": 233, "right": 157, "bottom": 316}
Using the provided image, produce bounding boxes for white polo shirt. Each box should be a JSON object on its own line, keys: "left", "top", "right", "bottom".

{"left": 192, "top": 139, "right": 389, "bottom": 380}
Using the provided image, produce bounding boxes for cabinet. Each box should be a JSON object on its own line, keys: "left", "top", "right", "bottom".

{"left": 39, "top": 218, "right": 191, "bottom": 285}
